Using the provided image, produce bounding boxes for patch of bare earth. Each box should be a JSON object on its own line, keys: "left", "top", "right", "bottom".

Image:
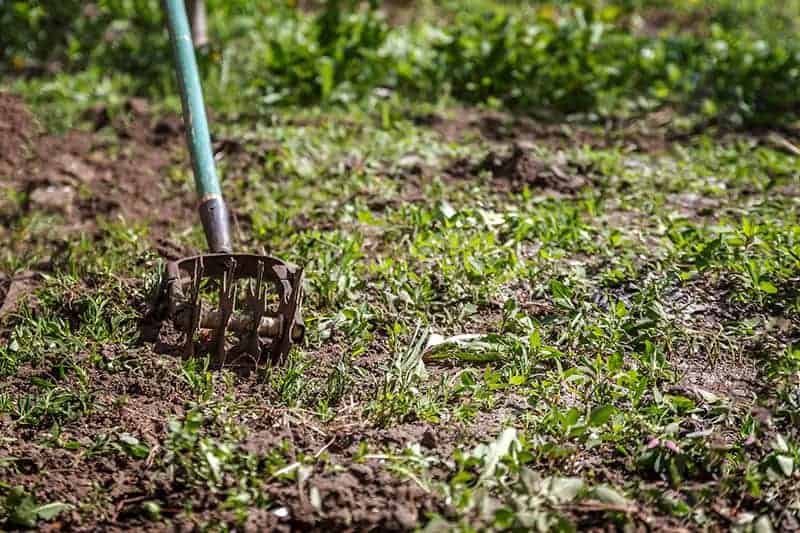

{"left": 414, "top": 108, "right": 671, "bottom": 153}
{"left": 0, "top": 93, "right": 37, "bottom": 180}
{"left": 0, "top": 92, "right": 201, "bottom": 322}
{"left": 445, "top": 142, "right": 593, "bottom": 194}
{"left": 24, "top": 102, "right": 193, "bottom": 238}
{"left": 0, "top": 349, "right": 186, "bottom": 531}
{"left": 661, "top": 275, "right": 780, "bottom": 409}
{"left": 0, "top": 93, "right": 238, "bottom": 265}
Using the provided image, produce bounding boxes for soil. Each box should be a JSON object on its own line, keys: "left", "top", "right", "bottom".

{"left": 0, "top": 345, "right": 454, "bottom": 532}
{"left": 1, "top": 92, "right": 195, "bottom": 247}
{"left": 0, "top": 272, "right": 43, "bottom": 323}
{"left": 664, "top": 276, "right": 761, "bottom": 404}
{"left": 0, "top": 93, "right": 37, "bottom": 180}
{"left": 414, "top": 108, "right": 672, "bottom": 154}
{"left": 445, "top": 142, "right": 593, "bottom": 194}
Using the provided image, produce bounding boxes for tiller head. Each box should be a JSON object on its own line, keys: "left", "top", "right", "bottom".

{"left": 162, "top": 253, "right": 304, "bottom": 366}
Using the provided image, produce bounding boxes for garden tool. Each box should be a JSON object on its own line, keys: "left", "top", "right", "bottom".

{"left": 154, "top": 0, "right": 304, "bottom": 365}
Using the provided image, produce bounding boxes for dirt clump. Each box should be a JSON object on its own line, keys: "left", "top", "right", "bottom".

{"left": 0, "top": 272, "right": 43, "bottom": 322}
{"left": 447, "top": 143, "right": 592, "bottom": 194}
{"left": 414, "top": 109, "right": 670, "bottom": 153}
{"left": 269, "top": 465, "right": 438, "bottom": 531}
{"left": 0, "top": 93, "right": 37, "bottom": 179}
{"left": 28, "top": 184, "right": 77, "bottom": 215}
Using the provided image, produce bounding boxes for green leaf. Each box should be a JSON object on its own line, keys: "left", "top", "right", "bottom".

{"left": 206, "top": 451, "right": 222, "bottom": 482}
{"left": 588, "top": 405, "right": 616, "bottom": 427}
{"left": 119, "top": 433, "right": 140, "bottom": 446}
{"left": 439, "top": 201, "right": 456, "bottom": 220}
{"left": 549, "top": 279, "right": 573, "bottom": 305}
{"left": 35, "top": 502, "right": 73, "bottom": 520}
{"left": 142, "top": 501, "right": 162, "bottom": 520}
{"left": 509, "top": 375, "right": 525, "bottom": 386}
{"left": 773, "top": 434, "right": 789, "bottom": 453}
{"left": 591, "top": 485, "right": 630, "bottom": 506}
{"left": 118, "top": 433, "right": 150, "bottom": 460}
{"left": 564, "top": 407, "right": 580, "bottom": 427}
{"left": 549, "top": 477, "right": 584, "bottom": 503}
{"left": 5, "top": 487, "right": 38, "bottom": 528}
{"left": 318, "top": 56, "right": 335, "bottom": 99}
{"left": 776, "top": 455, "right": 794, "bottom": 477}
{"left": 665, "top": 395, "right": 695, "bottom": 412}
{"left": 758, "top": 280, "right": 778, "bottom": 294}
{"left": 423, "top": 333, "right": 507, "bottom": 363}
{"left": 754, "top": 515, "right": 775, "bottom": 533}
{"left": 475, "top": 427, "right": 519, "bottom": 481}
{"left": 492, "top": 507, "right": 515, "bottom": 529}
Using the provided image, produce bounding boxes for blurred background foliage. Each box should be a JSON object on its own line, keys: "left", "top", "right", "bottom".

{"left": 1, "top": 0, "right": 798, "bottom": 127}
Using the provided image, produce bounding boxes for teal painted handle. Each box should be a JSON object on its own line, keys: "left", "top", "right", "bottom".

{"left": 164, "top": 0, "right": 221, "bottom": 199}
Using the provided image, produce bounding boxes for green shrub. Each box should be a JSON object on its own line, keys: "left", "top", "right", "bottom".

{"left": 2, "top": 0, "right": 799, "bottom": 126}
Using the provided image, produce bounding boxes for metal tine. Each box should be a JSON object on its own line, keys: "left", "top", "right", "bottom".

{"left": 252, "top": 261, "right": 267, "bottom": 353}
{"left": 234, "top": 260, "right": 265, "bottom": 358}
{"left": 185, "top": 257, "right": 203, "bottom": 357}
{"left": 242, "top": 263, "right": 259, "bottom": 313}
{"left": 215, "top": 258, "right": 237, "bottom": 363}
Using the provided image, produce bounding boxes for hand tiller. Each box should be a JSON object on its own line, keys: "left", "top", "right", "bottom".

{"left": 153, "top": 0, "right": 304, "bottom": 365}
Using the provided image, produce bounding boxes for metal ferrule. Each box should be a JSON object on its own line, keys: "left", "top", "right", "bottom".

{"left": 198, "top": 196, "right": 233, "bottom": 253}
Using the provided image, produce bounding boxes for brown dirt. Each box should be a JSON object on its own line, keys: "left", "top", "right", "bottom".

{"left": 8, "top": 390, "right": 632, "bottom": 533}
{"left": 0, "top": 93, "right": 37, "bottom": 180}
{"left": 0, "top": 85, "right": 460, "bottom": 528}
{"left": 1, "top": 92, "right": 195, "bottom": 246}
{"left": 0, "top": 344, "right": 462, "bottom": 531}
{"left": 0, "top": 272, "right": 43, "bottom": 323}
{"left": 1, "top": 265, "right": 497, "bottom": 531}
{"left": 0, "top": 349, "right": 185, "bottom": 530}
{"left": 414, "top": 109, "right": 671, "bottom": 153}
{"left": 445, "top": 143, "right": 593, "bottom": 194}
{"left": 5, "top": 91, "right": 771, "bottom": 532}
{"left": 662, "top": 276, "right": 758, "bottom": 394}
{"left": 268, "top": 463, "right": 439, "bottom": 531}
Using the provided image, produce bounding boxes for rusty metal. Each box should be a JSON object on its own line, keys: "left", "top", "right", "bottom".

{"left": 163, "top": 253, "right": 304, "bottom": 365}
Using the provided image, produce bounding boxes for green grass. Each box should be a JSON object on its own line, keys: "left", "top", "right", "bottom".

{"left": 2, "top": 0, "right": 800, "bottom": 530}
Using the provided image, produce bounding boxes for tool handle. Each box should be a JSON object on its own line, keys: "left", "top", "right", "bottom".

{"left": 164, "top": 0, "right": 232, "bottom": 253}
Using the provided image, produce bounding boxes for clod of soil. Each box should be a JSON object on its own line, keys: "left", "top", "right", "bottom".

{"left": 446, "top": 143, "right": 592, "bottom": 194}
{"left": 274, "top": 466, "right": 438, "bottom": 531}
{"left": 0, "top": 272, "right": 43, "bottom": 322}
{"left": 0, "top": 93, "right": 37, "bottom": 178}
{"left": 29, "top": 184, "right": 77, "bottom": 215}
